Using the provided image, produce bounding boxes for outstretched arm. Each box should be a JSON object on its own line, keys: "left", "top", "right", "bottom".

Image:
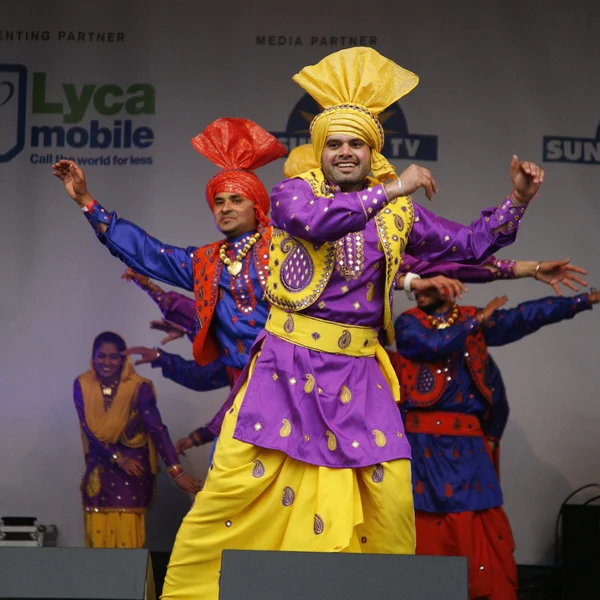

{"left": 395, "top": 296, "right": 508, "bottom": 361}
{"left": 398, "top": 257, "right": 588, "bottom": 301}
{"left": 53, "top": 160, "right": 195, "bottom": 291}
{"left": 482, "top": 292, "right": 597, "bottom": 347}
{"left": 122, "top": 269, "right": 198, "bottom": 340}
{"left": 121, "top": 347, "right": 230, "bottom": 392}
{"left": 406, "top": 156, "right": 543, "bottom": 264}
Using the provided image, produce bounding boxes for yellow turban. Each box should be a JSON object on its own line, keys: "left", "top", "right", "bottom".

{"left": 292, "top": 47, "right": 419, "bottom": 182}
{"left": 283, "top": 144, "right": 319, "bottom": 178}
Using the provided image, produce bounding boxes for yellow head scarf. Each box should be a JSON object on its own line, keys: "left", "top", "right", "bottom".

{"left": 78, "top": 338, "right": 160, "bottom": 474}
{"left": 283, "top": 144, "right": 319, "bottom": 178}
{"left": 292, "top": 47, "right": 419, "bottom": 182}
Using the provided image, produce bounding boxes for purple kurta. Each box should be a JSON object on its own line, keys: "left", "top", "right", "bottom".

{"left": 74, "top": 379, "right": 179, "bottom": 513}
{"left": 225, "top": 180, "right": 528, "bottom": 469}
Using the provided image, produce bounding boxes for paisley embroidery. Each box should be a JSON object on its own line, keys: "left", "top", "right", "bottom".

{"left": 85, "top": 466, "right": 102, "bottom": 498}
{"left": 326, "top": 430, "right": 337, "bottom": 451}
{"left": 372, "top": 464, "right": 384, "bottom": 483}
{"left": 340, "top": 385, "right": 352, "bottom": 404}
{"left": 373, "top": 430, "right": 387, "bottom": 448}
{"left": 282, "top": 486, "right": 296, "bottom": 507}
{"left": 280, "top": 419, "right": 292, "bottom": 438}
{"left": 304, "top": 374, "right": 316, "bottom": 393}
{"left": 252, "top": 459, "right": 265, "bottom": 478}
{"left": 366, "top": 282, "right": 375, "bottom": 302}
{"left": 337, "top": 330, "right": 352, "bottom": 349}
{"left": 314, "top": 514, "right": 325, "bottom": 535}
{"left": 280, "top": 239, "right": 314, "bottom": 292}
{"left": 283, "top": 314, "right": 295, "bottom": 333}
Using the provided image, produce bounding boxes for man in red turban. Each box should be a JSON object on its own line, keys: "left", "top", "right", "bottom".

{"left": 52, "top": 118, "right": 287, "bottom": 388}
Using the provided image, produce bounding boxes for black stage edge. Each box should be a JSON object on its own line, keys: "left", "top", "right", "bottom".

{"left": 149, "top": 552, "right": 561, "bottom": 600}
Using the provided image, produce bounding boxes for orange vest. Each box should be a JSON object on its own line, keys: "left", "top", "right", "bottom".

{"left": 191, "top": 227, "right": 272, "bottom": 366}
{"left": 396, "top": 306, "right": 493, "bottom": 408}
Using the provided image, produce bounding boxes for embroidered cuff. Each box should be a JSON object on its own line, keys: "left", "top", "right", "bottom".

{"left": 82, "top": 199, "right": 113, "bottom": 233}
{"left": 492, "top": 195, "right": 528, "bottom": 232}
{"left": 490, "top": 257, "right": 517, "bottom": 279}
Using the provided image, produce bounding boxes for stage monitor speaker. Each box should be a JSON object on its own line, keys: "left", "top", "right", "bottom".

{"left": 561, "top": 500, "right": 600, "bottom": 600}
{"left": 0, "top": 547, "right": 152, "bottom": 600}
{"left": 220, "top": 550, "right": 468, "bottom": 600}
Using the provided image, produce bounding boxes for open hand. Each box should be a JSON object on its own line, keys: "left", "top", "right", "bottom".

{"left": 150, "top": 319, "right": 188, "bottom": 345}
{"left": 52, "top": 160, "right": 91, "bottom": 205}
{"left": 397, "top": 164, "right": 438, "bottom": 201}
{"left": 510, "top": 155, "right": 544, "bottom": 202}
{"left": 121, "top": 346, "right": 160, "bottom": 366}
{"left": 536, "top": 259, "right": 588, "bottom": 295}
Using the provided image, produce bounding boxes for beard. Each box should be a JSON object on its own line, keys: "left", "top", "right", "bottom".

{"left": 419, "top": 298, "right": 445, "bottom": 315}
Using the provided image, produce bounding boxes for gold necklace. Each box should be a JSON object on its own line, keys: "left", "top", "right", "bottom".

{"left": 219, "top": 232, "right": 261, "bottom": 277}
{"left": 427, "top": 305, "right": 459, "bottom": 330}
{"left": 101, "top": 380, "right": 118, "bottom": 397}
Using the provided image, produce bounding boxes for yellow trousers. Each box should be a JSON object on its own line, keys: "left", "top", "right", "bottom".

{"left": 84, "top": 511, "right": 146, "bottom": 548}
{"left": 162, "top": 358, "right": 415, "bottom": 600}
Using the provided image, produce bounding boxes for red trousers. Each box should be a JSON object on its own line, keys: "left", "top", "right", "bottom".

{"left": 415, "top": 507, "right": 517, "bottom": 600}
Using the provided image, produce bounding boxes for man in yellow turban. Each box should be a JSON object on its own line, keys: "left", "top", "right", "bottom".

{"left": 162, "top": 48, "right": 546, "bottom": 600}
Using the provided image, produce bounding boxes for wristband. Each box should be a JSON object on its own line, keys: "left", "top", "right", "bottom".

{"left": 404, "top": 272, "right": 421, "bottom": 301}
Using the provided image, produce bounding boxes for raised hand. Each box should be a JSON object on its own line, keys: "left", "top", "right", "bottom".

{"left": 535, "top": 259, "right": 588, "bottom": 295}
{"left": 173, "top": 472, "right": 202, "bottom": 495}
{"left": 409, "top": 275, "right": 468, "bottom": 303}
{"left": 121, "top": 346, "right": 160, "bottom": 366}
{"left": 397, "top": 164, "right": 438, "bottom": 201}
{"left": 150, "top": 319, "right": 188, "bottom": 345}
{"left": 52, "top": 160, "right": 92, "bottom": 206}
{"left": 175, "top": 437, "right": 194, "bottom": 456}
{"left": 480, "top": 295, "right": 509, "bottom": 322}
{"left": 510, "top": 155, "right": 544, "bottom": 202}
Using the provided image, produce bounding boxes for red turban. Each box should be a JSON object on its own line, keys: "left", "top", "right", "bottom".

{"left": 191, "top": 118, "right": 287, "bottom": 227}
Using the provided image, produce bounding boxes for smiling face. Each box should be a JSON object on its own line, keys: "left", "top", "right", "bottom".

{"left": 93, "top": 342, "right": 124, "bottom": 383}
{"left": 212, "top": 192, "right": 258, "bottom": 238}
{"left": 320, "top": 134, "right": 372, "bottom": 192}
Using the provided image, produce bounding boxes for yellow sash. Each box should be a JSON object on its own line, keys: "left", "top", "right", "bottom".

{"left": 266, "top": 306, "right": 378, "bottom": 357}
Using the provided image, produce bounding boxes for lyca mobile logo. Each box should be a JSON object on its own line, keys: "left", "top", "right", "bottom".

{"left": 543, "top": 122, "right": 600, "bottom": 165}
{"left": 0, "top": 63, "right": 155, "bottom": 164}
{"left": 270, "top": 93, "right": 438, "bottom": 160}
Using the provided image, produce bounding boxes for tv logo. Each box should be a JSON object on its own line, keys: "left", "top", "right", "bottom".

{"left": 0, "top": 64, "right": 27, "bottom": 163}
{"left": 270, "top": 93, "right": 438, "bottom": 161}
{"left": 543, "top": 123, "right": 600, "bottom": 165}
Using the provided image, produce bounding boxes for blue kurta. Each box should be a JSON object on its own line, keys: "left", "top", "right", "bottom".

{"left": 394, "top": 294, "right": 592, "bottom": 513}
{"left": 84, "top": 202, "right": 267, "bottom": 372}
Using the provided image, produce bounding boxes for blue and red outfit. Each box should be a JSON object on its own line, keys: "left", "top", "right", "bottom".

{"left": 85, "top": 199, "right": 268, "bottom": 431}
{"left": 390, "top": 293, "right": 593, "bottom": 599}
